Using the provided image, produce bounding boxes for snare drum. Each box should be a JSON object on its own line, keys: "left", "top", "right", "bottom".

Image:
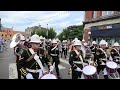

{"left": 106, "top": 61, "right": 117, "bottom": 74}
{"left": 40, "top": 72, "right": 57, "bottom": 79}
{"left": 82, "top": 65, "right": 97, "bottom": 79}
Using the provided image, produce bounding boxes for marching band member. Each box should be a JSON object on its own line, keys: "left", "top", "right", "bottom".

{"left": 110, "top": 42, "right": 120, "bottom": 74}
{"left": 50, "top": 39, "right": 60, "bottom": 79}
{"left": 14, "top": 35, "right": 26, "bottom": 79}
{"left": 62, "top": 40, "right": 68, "bottom": 58}
{"left": 69, "top": 39, "right": 84, "bottom": 79}
{"left": 90, "top": 41, "right": 98, "bottom": 63}
{"left": 96, "top": 39, "right": 110, "bottom": 79}
{"left": 17, "top": 34, "right": 54, "bottom": 79}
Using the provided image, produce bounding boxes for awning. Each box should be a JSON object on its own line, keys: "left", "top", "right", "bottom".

{"left": 91, "top": 28, "right": 120, "bottom": 38}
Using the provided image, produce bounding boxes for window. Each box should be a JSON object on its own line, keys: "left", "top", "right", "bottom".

{"left": 102, "top": 11, "right": 114, "bottom": 16}
{"left": 93, "top": 11, "right": 97, "bottom": 18}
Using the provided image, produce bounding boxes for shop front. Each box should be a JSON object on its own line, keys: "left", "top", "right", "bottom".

{"left": 90, "top": 23, "right": 120, "bottom": 46}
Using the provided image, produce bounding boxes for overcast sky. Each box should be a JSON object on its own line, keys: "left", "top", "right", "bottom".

{"left": 0, "top": 11, "right": 85, "bottom": 35}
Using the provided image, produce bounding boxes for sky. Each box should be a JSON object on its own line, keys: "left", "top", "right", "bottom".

{"left": 0, "top": 11, "right": 85, "bottom": 35}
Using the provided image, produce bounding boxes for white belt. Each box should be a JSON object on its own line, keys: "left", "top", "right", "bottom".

{"left": 73, "top": 61, "right": 82, "bottom": 64}
{"left": 100, "top": 58, "right": 107, "bottom": 61}
{"left": 26, "top": 68, "right": 42, "bottom": 73}
{"left": 115, "top": 56, "right": 120, "bottom": 59}
{"left": 51, "top": 54, "right": 58, "bottom": 56}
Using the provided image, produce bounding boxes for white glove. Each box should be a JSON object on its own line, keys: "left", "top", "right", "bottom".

{"left": 26, "top": 73, "right": 34, "bottom": 79}
{"left": 49, "top": 66, "right": 54, "bottom": 72}
{"left": 34, "top": 54, "right": 39, "bottom": 60}
{"left": 38, "top": 69, "right": 43, "bottom": 79}
{"left": 75, "top": 67, "right": 82, "bottom": 72}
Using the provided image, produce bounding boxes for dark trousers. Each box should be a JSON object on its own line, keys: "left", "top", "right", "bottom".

{"left": 52, "top": 56, "right": 60, "bottom": 77}
{"left": 17, "top": 65, "right": 21, "bottom": 79}
{"left": 97, "top": 65, "right": 108, "bottom": 79}
{"left": 72, "top": 70, "right": 82, "bottom": 79}
{"left": 62, "top": 49, "right": 67, "bottom": 58}
{"left": 117, "top": 68, "right": 120, "bottom": 75}
{"left": 30, "top": 73, "right": 39, "bottom": 79}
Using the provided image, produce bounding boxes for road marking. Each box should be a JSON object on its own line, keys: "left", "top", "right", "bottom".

{"left": 60, "top": 58, "right": 69, "bottom": 65}
{"left": 9, "top": 63, "right": 17, "bottom": 79}
{"left": 58, "top": 64, "right": 66, "bottom": 69}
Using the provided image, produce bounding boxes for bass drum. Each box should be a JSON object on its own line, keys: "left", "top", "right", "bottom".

{"left": 82, "top": 65, "right": 98, "bottom": 79}
{"left": 40, "top": 72, "right": 57, "bottom": 79}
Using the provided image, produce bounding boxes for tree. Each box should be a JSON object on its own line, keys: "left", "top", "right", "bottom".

{"left": 30, "top": 26, "right": 57, "bottom": 39}
{"left": 57, "top": 25, "right": 83, "bottom": 41}
{"left": 48, "top": 28, "right": 57, "bottom": 39}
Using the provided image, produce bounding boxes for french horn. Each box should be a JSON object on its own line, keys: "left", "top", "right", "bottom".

{"left": 10, "top": 33, "right": 22, "bottom": 48}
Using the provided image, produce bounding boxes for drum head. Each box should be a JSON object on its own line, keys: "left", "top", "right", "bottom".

{"left": 106, "top": 61, "right": 117, "bottom": 69}
{"left": 41, "top": 74, "right": 57, "bottom": 79}
{"left": 83, "top": 65, "right": 96, "bottom": 75}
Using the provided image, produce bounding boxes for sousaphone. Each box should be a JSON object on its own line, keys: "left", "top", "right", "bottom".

{"left": 10, "top": 33, "right": 22, "bottom": 48}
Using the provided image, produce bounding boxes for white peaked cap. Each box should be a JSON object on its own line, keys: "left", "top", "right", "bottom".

{"left": 74, "top": 40, "right": 82, "bottom": 46}
{"left": 113, "top": 42, "right": 120, "bottom": 46}
{"left": 30, "top": 34, "right": 41, "bottom": 43}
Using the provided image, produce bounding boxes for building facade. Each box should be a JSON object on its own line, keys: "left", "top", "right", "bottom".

{"left": 83, "top": 11, "right": 120, "bottom": 45}
{"left": 0, "top": 27, "right": 14, "bottom": 39}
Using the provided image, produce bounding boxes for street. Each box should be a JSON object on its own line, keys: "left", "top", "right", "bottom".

{"left": 0, "top": 42, "right": 105, "bottom": 79}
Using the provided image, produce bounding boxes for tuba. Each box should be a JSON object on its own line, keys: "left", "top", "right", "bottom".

{"left": 10, "top": 33, "right": 22, "bottom": 48}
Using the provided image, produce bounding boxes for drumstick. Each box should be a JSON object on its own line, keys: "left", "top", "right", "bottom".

{"left": 49, "top": 62, "right": 55, "bottom": 74}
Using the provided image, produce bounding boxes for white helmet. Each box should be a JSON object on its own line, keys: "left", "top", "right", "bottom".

{"left": 52, "top": 39, "right": 57, "bottom": 44}
{"left": 30, "top": 34, "right": 41, "bottom": 43}
{"left": 20, "top": 35, "right": 25, "bottom": 41}
{"left": 113, "top": 42, "right": 120, "bottom": 47}
{"left": 83, "top": 42, "right": 88, "bottom": 46}
{"left": 82, "top": 39, "right": 85, "bottom": 42}
{"left": 99, "top": 39, "right": 107, "bottom": 45}
{"left": 40, "top": 36, "right": 44, "bottom": 40}
{"left": 56, "top": 38, "right": 59, "bottom": 41}
{"left": 64, "top": 40, "right": 67, "bottom": 42}
{"left": 49, "top": 39, "right": 52, "bottom": 42}
{"left": 74, "top": 40, "right": 82, "bottom": 46}
{"left": 72, "top": 38, "right": 78, "bottom": 42}
{"left": 92, "top": 41, "right": 97, "bottom": 45}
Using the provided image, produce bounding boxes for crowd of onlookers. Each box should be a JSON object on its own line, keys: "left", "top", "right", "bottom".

{"left": 0, "top": 37, "right": 8, "bottom": 53}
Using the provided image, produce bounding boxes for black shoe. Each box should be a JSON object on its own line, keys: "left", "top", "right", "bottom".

{"left": 57, "top": 76, "right": 61, "bottom": 79}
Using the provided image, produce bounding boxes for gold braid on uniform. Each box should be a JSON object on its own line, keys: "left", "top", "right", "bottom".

{"left": 19, "top": 67, "right": 28, "bottom": 76}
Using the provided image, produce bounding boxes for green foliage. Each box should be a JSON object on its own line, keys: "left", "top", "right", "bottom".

{"left": 57, "top": 25, "right": 83, "bottom": 41}
{"left": 30, "top": 26, "right": 56, "bottom": 39}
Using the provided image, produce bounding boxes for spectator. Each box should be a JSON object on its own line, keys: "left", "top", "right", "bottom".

{"left": 0, "top": 38, "right": 4, "bottom": 53}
